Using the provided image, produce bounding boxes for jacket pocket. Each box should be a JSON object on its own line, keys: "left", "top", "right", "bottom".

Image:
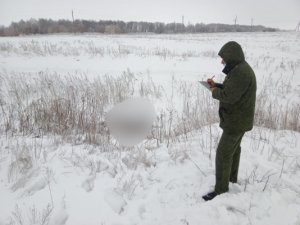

{"left": 219, "top": 107, "right": 235, "bottom": 123}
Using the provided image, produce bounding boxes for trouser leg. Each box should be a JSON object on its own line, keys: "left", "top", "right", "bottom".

{"left": 215, "top": 130, "right": 245, "bottom": 194}
{"left": 229, "top": 133, "right": 244, "bottom": 182}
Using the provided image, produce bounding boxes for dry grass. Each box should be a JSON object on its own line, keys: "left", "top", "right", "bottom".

{"left": 0, "top": 68, "right": 299, "bottom": 149}
{"left": 0, "top": 40, "right": 208, "bottom": 59}
{"left": 0, "top": 70, "right": 164, "bottom": 145}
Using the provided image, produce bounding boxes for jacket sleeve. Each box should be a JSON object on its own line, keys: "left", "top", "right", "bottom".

{"left": 212, "top": 72, "right": 249, "bottom": 104}
{"left": 214, "top": 83, "right": 224, "bottom": 89}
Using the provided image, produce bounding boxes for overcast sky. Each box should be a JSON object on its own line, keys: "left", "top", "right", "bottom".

{"left": 0, "top": 0, "right": 299, "bottom": 29}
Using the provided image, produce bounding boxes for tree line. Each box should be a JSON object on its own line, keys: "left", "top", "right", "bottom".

{"left": 0, "top": 18, "right": 278, "bottom": 36}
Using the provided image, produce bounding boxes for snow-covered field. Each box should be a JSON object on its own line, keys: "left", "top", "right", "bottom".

{"left": 0, "top": 32, "right": 300, "bottom": 225}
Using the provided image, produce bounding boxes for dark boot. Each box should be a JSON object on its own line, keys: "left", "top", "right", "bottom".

{"left": 202, "top": 191, "right": 218, "bottom": 201}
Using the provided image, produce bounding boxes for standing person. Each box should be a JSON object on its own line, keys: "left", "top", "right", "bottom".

{"left": 202, "top": 41, "right": 257, "bottom": 201}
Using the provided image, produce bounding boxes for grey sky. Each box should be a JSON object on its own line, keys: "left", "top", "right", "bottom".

{"left": 0, "top": 0, "right": 299, "bottom": 29}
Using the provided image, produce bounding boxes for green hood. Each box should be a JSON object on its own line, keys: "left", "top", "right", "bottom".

{"left": 218, "top": 41, "right": 245, "bottom": 65}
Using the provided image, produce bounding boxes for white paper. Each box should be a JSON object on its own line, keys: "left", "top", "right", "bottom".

{"left": 198, "top": 81, "right": 211, "bottom": 90}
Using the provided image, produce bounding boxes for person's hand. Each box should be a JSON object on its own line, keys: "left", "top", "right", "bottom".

{"left": 207, "top": 76, "right": 215, "bottom": 88}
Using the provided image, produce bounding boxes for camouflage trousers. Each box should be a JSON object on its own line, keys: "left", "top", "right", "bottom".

{"left": 215, "top": 130, "right": 245, "bottom": 194}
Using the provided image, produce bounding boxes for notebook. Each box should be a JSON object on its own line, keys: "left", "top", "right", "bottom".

{"left": 198, "top": 81, "right": 212, "bottom": 90}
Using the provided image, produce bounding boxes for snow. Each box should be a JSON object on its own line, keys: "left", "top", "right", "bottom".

{"left": 0, "top": 32, "right": 300, "bottom": 224}
{"left": 1, "top": 126, "right": 300, "bottom": 225}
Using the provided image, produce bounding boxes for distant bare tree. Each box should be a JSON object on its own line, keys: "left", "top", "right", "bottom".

{"left": 0, "top": 19, "right": 278, "bottom": 36}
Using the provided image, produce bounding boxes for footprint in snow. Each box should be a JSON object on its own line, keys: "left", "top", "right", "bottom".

{"left": 81, "top": 175, "right": 96, "bottom": 192}
{"left": 104, "top": 189, "right": 127, "bottom": 214}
